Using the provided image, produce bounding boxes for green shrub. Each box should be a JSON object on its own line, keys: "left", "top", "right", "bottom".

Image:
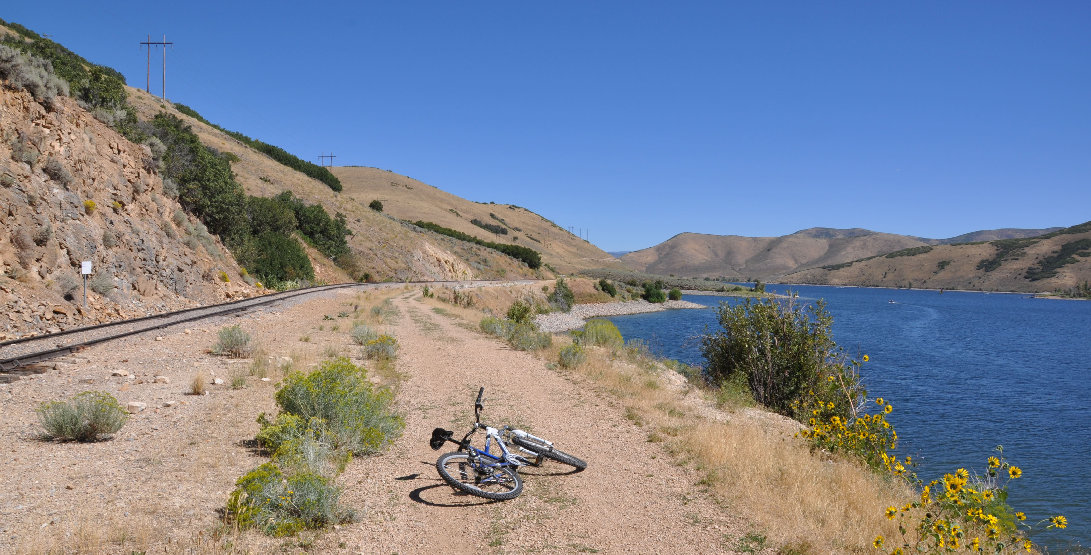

{"left": 173, "top": 103, "right": 342, "bottom": 192}
{"left": 558, "top": 343, "right": 586, "bottom": 369}
{"left": 273, "top": 434, "right": 352, "bottom": 478}
{"left": 37, "top": 391, "right": 127, "bottom": 442}
{"left": 598, "top": 278, "right": 617, "bottom": 297}
{"left": 413, "top": 220, "right": 541, "bottom": 269}
{"left": 368, "top": 200, "right": 383, "bottom": 212}
{"left": 212, "top": 324, "right": 255, "bottom": 358}
{"left": 362, "top": 334, "right": 398, "bottom": 361}
{"left": 642, "top": 282, "right": 666, "bottom": 303}
{"left": 226, "top": 462, "right": 353, "bottom": 537}
{"left": 480, "top": 316, "right": 511, "bottom": 337}
{"left": 507, "top": 322, "right": 552, "bottom": 351}
{"left": 668, "top": 288, "right": 683, "bottom": 301}
{"left": 233, "top": 231, "right": 315, "bottom": 283}
{"left": 350, "top": 323, "right": 378, "bottom": 345}
{"left": 269, "top": 357, "right": 402, "bottom": 455}
{"left": 548, "top": 278, "right": 575, "bottom": 312}
{"left": 506, "top": 300, "right": 533, "bottom": 324}
{"left": 0, "top": 44, "right": 70, "bottom": 107}
{"left": 580, "top": 319, "right": 624, "bottom": 349}
{"left": 700, "top": 298, "right": 860, "bottom": 420}
{"left": 255, "top": 413, "right": 323, "bottom": 453}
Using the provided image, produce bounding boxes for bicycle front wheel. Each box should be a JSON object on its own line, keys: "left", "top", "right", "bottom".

{"left": 436, "top": 452, "right": 523, "bottom": 500}
{"left": 511, "top": 435, "right": 587, "bottom": 471}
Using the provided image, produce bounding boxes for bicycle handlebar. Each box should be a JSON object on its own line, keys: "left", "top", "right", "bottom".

{"left": 474, "top": 386, "right": 485, "bottom": 423}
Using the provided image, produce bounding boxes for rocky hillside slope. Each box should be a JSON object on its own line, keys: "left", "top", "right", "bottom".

{"left": 1, "top": 88, "right": 254, "bottom": 339}
{"left": 621, "top": 228, "right": 928, "bottom": 280}
{"left": 332, "top": 166, "right": 625, "bottom": 274}
{"left": 783, "top": 221, "right": 1091, "bottom": 293}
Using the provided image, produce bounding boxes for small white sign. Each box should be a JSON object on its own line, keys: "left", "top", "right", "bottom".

{"left": 81, "top": 261, "right": 92, "bottom": 275}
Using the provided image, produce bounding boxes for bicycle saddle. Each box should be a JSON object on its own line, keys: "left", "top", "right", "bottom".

{"left": 430, "top": 427, "right": 453, "bottom": 450}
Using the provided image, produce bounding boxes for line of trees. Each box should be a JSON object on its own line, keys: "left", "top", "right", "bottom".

{"left": 413, "top": 220, "right": 541, "bottom": 269}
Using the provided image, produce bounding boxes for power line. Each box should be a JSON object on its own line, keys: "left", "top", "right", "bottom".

{"left": 139, "top": 34, "right": 173, "bottom": 99}
{"left": 318, "top": 153, "right": 336, "bottom": 167}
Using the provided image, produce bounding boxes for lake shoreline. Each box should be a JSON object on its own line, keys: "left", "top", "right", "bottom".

{"left": 534, "top": 299, "right": 707, "bottom": 333}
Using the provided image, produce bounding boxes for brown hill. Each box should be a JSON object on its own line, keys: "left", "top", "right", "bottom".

{"left": 124, "top": 91, "right": 543, "bottom": 283}
{"left": 332, "top": 166, "right": 624, "bottom": 274}
{"left": 783, "top": 222, "right": 1091, "bottom": 293}
{"left": 621, "top": 228, "right": 927, "bottom": 280}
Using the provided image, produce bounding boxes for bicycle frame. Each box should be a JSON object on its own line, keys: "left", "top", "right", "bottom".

{"left": 429, "top": 387, "right": 543, "bottom": 470}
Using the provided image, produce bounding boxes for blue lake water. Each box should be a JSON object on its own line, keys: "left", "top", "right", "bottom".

{"left": 603, "top": 286, "right": 1091, "bottom": 550}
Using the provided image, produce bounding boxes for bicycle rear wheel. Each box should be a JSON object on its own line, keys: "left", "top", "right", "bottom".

{"left": 436, "top": 452, "right": 523, "bottom": 500}
{"left": 511, "top": 436, "right": 587, "bottom": 471}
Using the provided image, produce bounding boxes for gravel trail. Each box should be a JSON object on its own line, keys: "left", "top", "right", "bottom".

{"left": 0, "top": 287, "right": 749, "bottom": 554}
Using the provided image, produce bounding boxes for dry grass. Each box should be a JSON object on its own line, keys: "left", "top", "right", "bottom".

{"left": 190, "top": 372, "right": 208, "bottom": 395}
{"left": 564, "top": 345, "right": 914, "bottom": 552}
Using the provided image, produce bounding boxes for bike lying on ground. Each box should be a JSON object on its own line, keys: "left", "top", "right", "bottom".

{"left": 429, "top": 387, "right": 586, "bottom": 500}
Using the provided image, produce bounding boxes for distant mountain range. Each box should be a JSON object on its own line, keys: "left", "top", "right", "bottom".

{"left": 619, "top": 225, "right": 1090, "bottom": 293}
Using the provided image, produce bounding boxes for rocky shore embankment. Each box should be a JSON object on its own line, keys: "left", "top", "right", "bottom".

{"left": 534, "top": 299, "right": 707, "bottom": 333}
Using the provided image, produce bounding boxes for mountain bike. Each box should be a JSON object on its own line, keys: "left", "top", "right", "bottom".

{"left": 429, "top": 387, "right": 586, "bottom": 500}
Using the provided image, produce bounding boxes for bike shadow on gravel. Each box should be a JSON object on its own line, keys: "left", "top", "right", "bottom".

{"left": 405, "top": 464, "right": 509, "bottom": 507}
{"left": 409, "top": 483, "right": 508, "bottom": 507}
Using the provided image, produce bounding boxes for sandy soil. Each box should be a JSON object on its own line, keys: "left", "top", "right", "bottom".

{"left": 1, "top": 286, "right": 753, "bottom": 554}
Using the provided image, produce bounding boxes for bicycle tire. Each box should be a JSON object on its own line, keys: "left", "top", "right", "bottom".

{"left": 436, "top": 452, "right": 523, "bottom": 500}
{"left": 511, "top": 435, "right": 587, "bottom": 471}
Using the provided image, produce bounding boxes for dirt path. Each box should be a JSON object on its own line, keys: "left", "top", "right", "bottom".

{"left": 0, "top": 287, "right": 752, "bottom": 554}
{"left": 329, "top": 291, "right": 748, "bottom": 553}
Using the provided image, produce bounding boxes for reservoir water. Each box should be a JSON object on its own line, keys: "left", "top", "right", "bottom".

{"left": 603, "top": 285, "right": 1090, "bottom": 550}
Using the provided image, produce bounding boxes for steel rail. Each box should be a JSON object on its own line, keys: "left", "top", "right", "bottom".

{"left": 0, "top": 282, "right": 362, "bottom": 372}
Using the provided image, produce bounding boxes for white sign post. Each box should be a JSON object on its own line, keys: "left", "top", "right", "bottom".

{"left": 81, "top": 261, "right": 92, "bottom": 307}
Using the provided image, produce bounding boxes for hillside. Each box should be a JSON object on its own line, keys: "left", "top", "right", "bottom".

{"left": 0, "top": 86, "right": 255, "bottom": 340}
{"left": 783, "top": 221, "right": 1091, "bottom": 294}
{"left": 621, "top": 228, "right": 927, "bottom": 280}
{"left": 332, "top": 166, "right": 624, "bottom": 274}
{"left": 124, "top": 92, "right": 544, "bottom": 283}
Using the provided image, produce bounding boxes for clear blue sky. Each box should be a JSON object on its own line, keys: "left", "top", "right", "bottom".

{"left": 6, "top": 2, "right": 1090, "bottom": 251}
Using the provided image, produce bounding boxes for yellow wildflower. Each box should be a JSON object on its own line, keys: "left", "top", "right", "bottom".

{"left": 1051, "top": 515, "right": 1068, "bottom": 529}
{"left": 875, "top": 397, "right": 884, "bottom": 405}
{"left": 971, "top": 537, "right": 980, "bottom": 550}
{"left": 986, "top": 526, "right": 999, "bottom": 540}
{"left": 885, "top": 506, "right": 897, "bottom": 520}
{"left": 955, "top": 468, "right": 969, "bottom": 480}
{"left": 884, "top": 404, "right": 893, "bottom": 414}
{"left": 863, "top": 354, "right": 869, "bottom": 362}
{"left": 1009, "top": 466, "right": 1022, "bottom": 479}
{"left": 983, "top": 490, "right": 994, "bottom": 501}
{"left": 987, "top": 456, "right": 1000, "bottom": 468}
{"left": 873, "top": 535, "right": 884, "bottom": 549}
{"left": 1024, "top": 540, "right": 1033, "bottom": 552}
{"left": 1016, "top": 512, "right": 1026, "bottom": 521}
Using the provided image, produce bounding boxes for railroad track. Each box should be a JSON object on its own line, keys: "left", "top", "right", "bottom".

{"left": 0, "top": 283, "right": 365, "bottom": 373}
{"left": 0, "top": 279, "right": 537, "bottom": 375}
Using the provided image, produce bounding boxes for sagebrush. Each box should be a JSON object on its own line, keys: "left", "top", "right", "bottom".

{"left": 37, "top": 391, "right": 127, "bottom": 442}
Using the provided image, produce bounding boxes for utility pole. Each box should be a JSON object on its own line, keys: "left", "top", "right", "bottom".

{"left": 139, "top": 34, "right": 173, "bottom": 99}
{"left": 318, "top": 153, "right": 336, "bottom": 168}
